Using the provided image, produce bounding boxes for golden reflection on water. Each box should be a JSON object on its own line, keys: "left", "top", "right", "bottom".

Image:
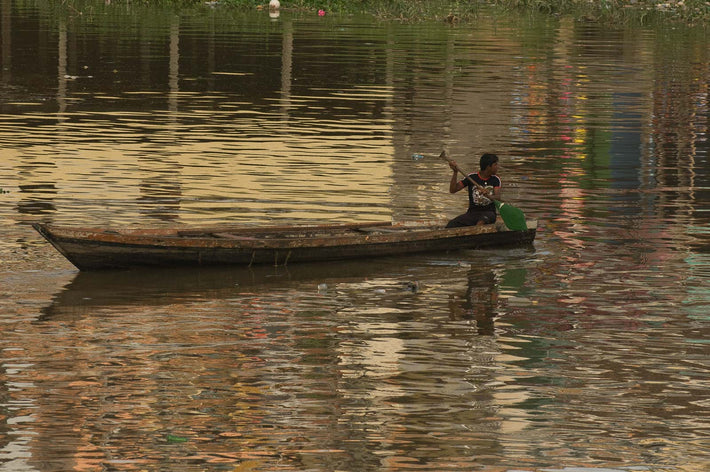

{"left": 4, "top": 105, "right": 395, "bottom": 225}
{"left": 4, "top": 11, "right": 398, "bottom": 227}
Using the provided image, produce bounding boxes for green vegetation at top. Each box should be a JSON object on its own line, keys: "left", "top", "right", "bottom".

{"left": 208, "top": 0, "right": 710, "bottom": 24}
{"left": 489, "top": 0, "right": 710, "bottom": 25}
{"left": 65, "top": 0, "right": 710, "bottom": 25}
{"left": 204, "top": 0, "right": 482, "bottom": 22}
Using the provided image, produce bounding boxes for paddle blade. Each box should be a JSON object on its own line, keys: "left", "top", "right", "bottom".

{"left": 495, "top": 201, "right": 527, "bottom": 231}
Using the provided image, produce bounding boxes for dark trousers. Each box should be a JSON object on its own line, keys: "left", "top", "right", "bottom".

{"left": 446, "top": 210, "right": 496, "bottom": 228}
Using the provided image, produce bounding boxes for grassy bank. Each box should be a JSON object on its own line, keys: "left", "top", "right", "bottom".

{"left": 217, "top": 0, "right": 710, "bottom": 24}
{"left": 68, "top": 0, "right": 710, "bottom": 25}
{"left": 489, "top": 0, "right": 710, "bottom": 25}
{"left": 207, "top": 0, "right": 482, "bottom": 22}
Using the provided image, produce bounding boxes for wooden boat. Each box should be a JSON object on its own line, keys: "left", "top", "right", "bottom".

{"left": 33, "top": 219, "right": 537, "bottom": 271}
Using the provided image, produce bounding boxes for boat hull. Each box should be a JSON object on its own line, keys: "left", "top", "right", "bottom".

{"left": 33, "top": 220, "right": 537, "bottom": 271}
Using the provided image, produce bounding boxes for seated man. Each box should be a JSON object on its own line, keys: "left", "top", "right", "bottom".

{"left": 446, "top": 153, "right": 501, "bottom": 228}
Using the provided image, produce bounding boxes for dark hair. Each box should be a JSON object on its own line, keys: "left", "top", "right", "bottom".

{"left": 479, "top": 153, "right": 499, "bottom": 170}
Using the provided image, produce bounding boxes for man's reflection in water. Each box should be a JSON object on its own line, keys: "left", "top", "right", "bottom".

{"left": 449, "top": 268, "right": 499, "bottom": 335}
{"left": 449, "top": 266, "right": 528, "bottom": 335}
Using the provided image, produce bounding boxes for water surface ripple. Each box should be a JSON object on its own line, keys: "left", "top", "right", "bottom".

{"left": 1, "top": 2, "right": 708, "bottom": 471}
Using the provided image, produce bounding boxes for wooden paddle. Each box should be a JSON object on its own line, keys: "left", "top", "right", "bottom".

{"left": 440, "top": 150, "right": 528, "bottom": 231}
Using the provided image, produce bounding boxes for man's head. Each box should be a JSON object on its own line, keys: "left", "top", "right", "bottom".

{"left": 480, "top": 153, "right": 499, "bottom": 171}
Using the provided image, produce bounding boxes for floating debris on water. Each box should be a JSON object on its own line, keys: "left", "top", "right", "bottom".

{"left": 403, "top": 281, "right": 420, "bottom": 293}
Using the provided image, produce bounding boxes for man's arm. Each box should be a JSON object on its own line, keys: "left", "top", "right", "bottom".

{"left": 448, "top": 161, "right": 465, "bottom": 193}
{"left": 492, "top": 185, "right": 501, "bottom": 201}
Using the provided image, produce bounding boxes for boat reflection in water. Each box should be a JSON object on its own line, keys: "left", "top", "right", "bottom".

{"left": 39, "top": 259, "right": 391, "bottom": 320}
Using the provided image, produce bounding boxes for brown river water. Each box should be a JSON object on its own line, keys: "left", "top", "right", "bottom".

{"left": 0, "top": 1, "right": 708, "bottom": 470}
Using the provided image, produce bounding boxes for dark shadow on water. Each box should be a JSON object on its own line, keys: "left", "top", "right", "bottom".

{"left": 37, "top": 256, "right": 424, "bottom": 321}
{"left": 39, "top": 246, "right": 538, "bottom": 323}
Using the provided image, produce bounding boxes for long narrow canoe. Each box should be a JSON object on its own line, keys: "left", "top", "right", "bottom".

{"left": 33, "top": 219, "right": 537, "bottom": 271}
